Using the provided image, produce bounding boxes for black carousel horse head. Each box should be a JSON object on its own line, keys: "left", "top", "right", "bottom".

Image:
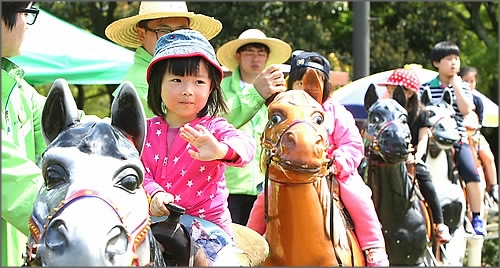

{"left": 24, "top": 79, "right": 165, "bottom": 266}
{"left": 363, "top": 84, "right": 411, "bottom": 164}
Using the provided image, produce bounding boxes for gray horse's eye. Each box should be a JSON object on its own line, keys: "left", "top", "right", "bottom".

{"left": 399, "top": 114, "right": 408, "bottom": 124}
{"left": 369, "top": 114, "right": 381, "bottom": 124}
{"left": 115, "top": 167, "right": 140, "bottom": 192}
{"left": 44, "top": 164, "right": 68, "bottom": 189}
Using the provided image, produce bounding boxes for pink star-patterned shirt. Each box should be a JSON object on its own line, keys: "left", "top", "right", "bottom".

{"left": 141, "top": 116, "right": 255, "bottom": 238}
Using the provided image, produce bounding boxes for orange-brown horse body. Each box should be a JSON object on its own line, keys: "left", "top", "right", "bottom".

{"left": 260, "top": 70, "right": 364, "bottom": 266}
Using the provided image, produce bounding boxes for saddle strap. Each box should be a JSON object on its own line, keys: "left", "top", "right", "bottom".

{"left": 327, "top": 167, "right": 346, "bottom": 266}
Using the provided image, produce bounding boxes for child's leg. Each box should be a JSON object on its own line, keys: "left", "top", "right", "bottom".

{"left": 338, "top": 174, "right": 385, "bottom": 250}
{"left": 454, "top": 142, "right": 486, "bottom": 235}
{"left": 415, "top": 162, "right": 451, "bottom": 242}
{"left": 416, "top": 162, "right": 444, "bottom": 224}
{"left": 478, "top": 135, "right": 498, "bottom": 201}
{"left": 246, "top": 191, "right": 266, "bottom": 235}
{"left": 339, "top": 174, "right": 389, "bottom": 266}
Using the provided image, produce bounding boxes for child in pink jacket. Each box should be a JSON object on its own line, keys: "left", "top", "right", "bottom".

{"left": 141, "top": 29, "right": 255, "bottom": 246}
{"left": 246, "top": 51, "right": 389, "bottom": 266}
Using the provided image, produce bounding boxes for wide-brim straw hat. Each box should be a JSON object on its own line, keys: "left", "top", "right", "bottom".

{"left": 105, "top": 1, "right": 222, "bottom": 48}
{"left": 216, "top": 29, "right": 292, "bottom": 71}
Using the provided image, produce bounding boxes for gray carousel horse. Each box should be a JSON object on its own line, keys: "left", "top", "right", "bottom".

{"left": 422, "top": 88, "right": 468, "bottom": 266}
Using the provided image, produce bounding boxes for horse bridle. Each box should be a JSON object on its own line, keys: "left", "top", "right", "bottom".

{"left": 362, "top": 120, "right": 397, "bottom": 157}
{"left": 364, "top": 119, "right": 419, "bottom": 204}
{"left": 262, "top": 120, "right": 331, "bottom": 219}
{"left": 262, "top": 119, "right": 350, "bottom": 266}
{"left": 24, "top": 189, "right": 152, "bottom": 266}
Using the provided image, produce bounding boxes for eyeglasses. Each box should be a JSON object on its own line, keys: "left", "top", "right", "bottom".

{"left": 144, "top": 26, "right": 191, "bottom": 40}
{"left": 17, "top": 7, "right": 39, "bottom": 25}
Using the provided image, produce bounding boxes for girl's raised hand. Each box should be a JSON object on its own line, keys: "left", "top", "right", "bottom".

{"left": 180, "top": 124, "right": 228, "bottom": 161}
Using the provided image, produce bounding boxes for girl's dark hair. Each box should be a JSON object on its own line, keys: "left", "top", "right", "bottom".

{"left": 429, "top": 41, "right": 460, "bottom": 68}
{"left": 406, "top": 92, "right": 420, "bottom": 126}
{"left": 286, "top": 55, "right": 332, "bottom": 104}
{"left": 2, "top": 2, "right": 33, "bottom": 30}
{"left": 147, "top": 56, "right": 227, "bottom": 118}
{"left": 458, "top": 66, "right": 477, "bottom": 77}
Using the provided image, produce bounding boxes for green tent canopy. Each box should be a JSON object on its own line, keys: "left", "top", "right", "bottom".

{"left": 10, "top": 8, "right": 134, "bottom": 86}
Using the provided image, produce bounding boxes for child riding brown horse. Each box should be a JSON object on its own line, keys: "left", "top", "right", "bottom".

{"left": 261, "top": 70, "right": 365, "bottom": 266}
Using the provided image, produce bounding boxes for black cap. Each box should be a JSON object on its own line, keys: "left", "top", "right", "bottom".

{"left": 290, "top": 50, "right": 330, "bottom": 77}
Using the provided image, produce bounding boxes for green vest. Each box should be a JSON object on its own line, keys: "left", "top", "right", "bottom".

{"left": 2, "top": 58, "right": 46, "bottom": 266}
{"left": 113, "top": 47, "right": 155, "bottom": 118}
{"left": 221, "top": 66, "right": 268, "bottom": 195}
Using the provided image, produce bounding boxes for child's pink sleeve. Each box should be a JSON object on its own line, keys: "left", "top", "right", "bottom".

{"left": 246, "top": 191, "right": 266, "bottom": 235}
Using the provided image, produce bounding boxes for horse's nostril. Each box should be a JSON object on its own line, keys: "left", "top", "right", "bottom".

{"left": 45, "top": 219, "right": 68, "bottom": 251}
{"left": 106, "top": 225, "right": 129, "bottom": 263}
{"left": 281, "top": 132, "right": 296, "bottom": 148}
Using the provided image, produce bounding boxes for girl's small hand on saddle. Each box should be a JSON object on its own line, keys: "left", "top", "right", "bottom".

{"left": 150, "top": 191, "right": 175, "bottom": 216}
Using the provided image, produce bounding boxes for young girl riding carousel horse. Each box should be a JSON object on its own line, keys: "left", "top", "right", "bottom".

{"left": 246, "top": 50, "right": 390, "bottom": 266}
{"left": 141, "top": 29, "right": 256, "bottom": 265}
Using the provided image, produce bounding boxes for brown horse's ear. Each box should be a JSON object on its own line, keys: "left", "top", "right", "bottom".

{"left": 302, "top": 69, "right": 323, "bottom": 104}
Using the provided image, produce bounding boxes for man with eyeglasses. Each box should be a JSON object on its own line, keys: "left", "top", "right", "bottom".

{"left": 215, "top": 29, "right": 292, "bottom": 226}
{"left": 2, "top": 2, "right": 44, "bottom": 266}
{"left": 105, "top": 2, "right": 222, "bottom": 118}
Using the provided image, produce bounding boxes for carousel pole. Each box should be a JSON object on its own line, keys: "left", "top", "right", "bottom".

{"left": 352, "top": 1, "right": 370, "bottom": 80}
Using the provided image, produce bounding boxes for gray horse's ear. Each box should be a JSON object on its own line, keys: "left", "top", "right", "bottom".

{"left": 111, "top": 81, "right": 146, "bottom": 154}
{"left": 442, "top": 89, "right": 454, "bottom": 107}
{"left": 421, "top": 87, "right": 432, "bottom": 106}
{"left": 42, "top": 78, "right": 80, "bottom": 145}
{"left": 393, "top": 85, "right": 407, "bottom": 108}
{"left": 364, "top": 84, "right": 378, "bottom": 111}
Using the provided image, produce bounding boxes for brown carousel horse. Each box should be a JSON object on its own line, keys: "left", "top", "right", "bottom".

{"left": 260, "top": 69, "right": 365, "bottom": 266}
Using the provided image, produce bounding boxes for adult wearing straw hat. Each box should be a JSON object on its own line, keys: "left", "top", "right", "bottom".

{"left": 216, "top": 28, "right": 291, "bottom": 226}
{"left": 105, "top": 2, "right": 222, "bottom": 118}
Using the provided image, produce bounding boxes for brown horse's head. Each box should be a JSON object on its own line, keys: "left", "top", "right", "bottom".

{"left": 261, "top": 70, "right": 330, "bottom": 183}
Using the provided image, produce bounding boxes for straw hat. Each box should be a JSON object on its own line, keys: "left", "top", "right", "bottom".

{"left": 105, "top": 2, "right": 222, "bottom": 48}
{"left": 216, "top": 29, "right": 292, "bottom": 71}
{"left": 377, "top": 68, "right": 422, "bottom": 92}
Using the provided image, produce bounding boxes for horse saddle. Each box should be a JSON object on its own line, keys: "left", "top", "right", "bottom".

{"left": 151, "top": 205, "right": 269, "bottom": 266}
{"left": 150, "top": 203, "right": 210, "bottom": 266}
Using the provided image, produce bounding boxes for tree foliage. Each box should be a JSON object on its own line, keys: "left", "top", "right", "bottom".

{"left": 35, "top": 1, "right": 497, "bottom": 141}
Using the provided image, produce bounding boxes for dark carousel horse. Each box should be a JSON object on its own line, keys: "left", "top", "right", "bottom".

{"left": 362, "top": 84, "right": 432, "bottom": 266}
{"left": 22, "top": 79, "right": 206, "bottom": 266}
{"left": 261, "top": 69, "right": 365, "bottom": 266}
